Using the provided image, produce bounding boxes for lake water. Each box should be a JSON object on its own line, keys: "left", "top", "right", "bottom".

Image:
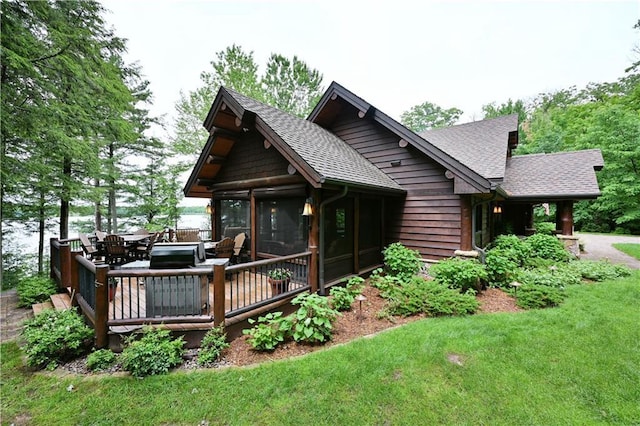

{"left": 2, "top": 214, "right": 210, "bottom": 257}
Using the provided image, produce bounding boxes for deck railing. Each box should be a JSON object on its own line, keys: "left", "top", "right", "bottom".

{"left": 51, "top": 237, "right": 312, "bottom": 348}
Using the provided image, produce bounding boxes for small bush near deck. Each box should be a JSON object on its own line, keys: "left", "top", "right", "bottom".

{"left": 243, "top": 312, "right": 292, "bottom": 351}
{"left": 516, "top": 266, "right": 581, "bottom": 289}
{"left": 369, "top": 268, "right": 404, "bottom": 296}
{"left": 86, "top": 349, "right": 117, "bottom": 372}
{"left": 330, "top": 277, "right": 365, "bottom": 311}
{"left": 22, "top": 309, "right": 93, "bottom": 370}
{"left": 383, "top": 242, "right": 423, "bottom": 282}
{"left": 516, "top": 284, "right": 566, "bottom": 309}
{"left": 568, "top": 260, "right": 631, "bottom": 282}
{"left": 534, "top": 222, "right": 557, "bottom": 235}
{"left": 291, "top": 292, "right": 340, "bottom": 344}
{"left": 120, "top": 327, "right": 185, "bottom": 377}
{"left": 16, "top": 275, "right": 57, "bottom": 308}
{"left": 484, "top": 248, "right": 519, "bottom": 287}
{"left": 430, "top": 257, "right": 487, "bottom": 292}
{"left": 525, "top": 234, "right": 571, "bottom": 262}
{"left": 383, "top": 277, "right": 479, "bottom": 317}
{"left": 198, "top": 326, "right": 230, "bottom": 366}
{"left": 491, "top": 234, "right": 531, "bottom": 266}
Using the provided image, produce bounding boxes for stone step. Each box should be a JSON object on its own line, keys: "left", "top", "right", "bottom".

{"left": 32, "top": 301, "right": 54, "bottom": 316}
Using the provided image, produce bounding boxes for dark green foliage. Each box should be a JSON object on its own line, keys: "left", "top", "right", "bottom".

{"left": 369, "top": 268, "right": 404, "bottom": 296}
{"left": 400, "top": 100, "right": 463, "bottom": 132}
{"left": 525, "top": 234, "right": 571, "bottom": 262}
{"left": 516, "top": 285, "right": 566, "bottom": 309}
{"left": 491, "top": 234, "right": 531, "bottom": 265}
{"left": 22, "top": 309, "right": 93, "bottom": 370}
{"left": 382, "top": 277, "right": 479, "bottom": 317}
{"left": 568, "top": 260, "right": 632, "bottom": 281}
{"left": 429, "top": 257, "right": 487, "bottom": 292}
{"left": 197, "top": 326, "right": 230, "bottom": 366}
{"left": 16, "top": 275, "right": 57, "bottom": 308}
{"left": 120, "top": 327, "right": 185, "bottom": 377}
{"left": 291, "top": 292, "right": 340, "bottom": 344}
{"left": 243, "top": 312, "right": 292, "bottom": 351}
{"left": 86, "top": 349, "right": 117, "bottom": 372}
{"left": 383, "top": 242, "right": 423, "bottom": 282}
{"left": 534, "top": 222, "right": 557, "bottom": 235}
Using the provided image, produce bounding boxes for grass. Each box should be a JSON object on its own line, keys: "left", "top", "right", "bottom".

{"left": 613, "top": 243, "right": 640, "bottom": 260}
{"left": 2, "top": 272, "right": 639, "bottom": 425}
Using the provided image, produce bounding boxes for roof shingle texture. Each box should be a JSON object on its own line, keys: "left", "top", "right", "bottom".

{"left": 419, "top": 114, "right": 518, "bottom": 180}
{"left": 225, "top": 88, "right": 403, "bottom": 192}
{"left": 500, "top": 149, "right": 604, "bottom": 198}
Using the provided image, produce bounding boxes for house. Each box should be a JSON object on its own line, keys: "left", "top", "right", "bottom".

{"left": 184, "top": 82, "right": 603, "bottom": 293}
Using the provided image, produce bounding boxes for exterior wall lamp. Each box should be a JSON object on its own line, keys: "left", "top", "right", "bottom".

{"left": 205, "top": 203, "right": 213, "bottom": 214}
{"left": 493, "top": 205, "right": 502, "bottom": 214}
{"left": 302, "top": 197, "right": 314, "bottom": 216}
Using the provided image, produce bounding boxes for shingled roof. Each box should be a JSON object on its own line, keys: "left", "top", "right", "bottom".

{"left": 419, "top": 114, "right": 518, "bottom": 180}
{"left": 499, "top": 149, "right": 604, "bottom": 199}
{"left": 224, "top": 88, "right": 404, "bottom": 193}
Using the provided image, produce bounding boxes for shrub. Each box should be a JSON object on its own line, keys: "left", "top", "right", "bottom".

{"left": 491, "top": 234, "right": 531, "bottom": 266}
{"left": 516, "top": 266, "right": 581, "bottom": 289}
{"left": 430, "top": 257, "right": 487, "bottom": 292}
{"left": 86, "top": 349, "right": 117, "bottom": 372}
{"left": 568, "top": 260, "right": 632, "bottom": 282}
{"left": 330, "top": 277, "right": 365, "bottom": 311}
{"left": 484, "top": 248, "right": 519, "bottom": 287}
{"left": 534, "top": 222, "right": 557, "bottom": 235}
{"left": 243, "top": 312, "right": 292, "bottom": 351}
{"left": 516, "top": 284, "right": 565, "bottom": 309}
{"left": 383, "top": 242, "right": 423, "bottom": 282}
{"left": 525, "top": 234, "right": 570, "bottom": 262}
{"left": 17, "top": 275, "right": 57, "bottom": 308}
{"left": 369, "top": 268, "right": 404, "bottom": 296}
{"left": 383, "top": 277, "right": 479, "bottom": 317}
{"left": 291, "top": 292, "right": 340, "bottom": 344}
{"left": 198, "top": 325, "right": 230, "bottom": 366}
{"left": 22, "top": 309, "right": 93, "bottom": 370}
{"left": 120, "top": 327, "right": 185, "bottom": 377}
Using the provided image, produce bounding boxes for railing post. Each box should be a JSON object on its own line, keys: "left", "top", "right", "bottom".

{"left": 213, "top": 263, "right": 226, "bottom": 327}
{"left": 70, "top": 254, "right": 80, "bottom": 307}
{"left": 49, "top": 238, "right": 56, "bottom": 282}
{"left": 59, "top": 243, "right": 72, "bottom": 290}
{"left": 94, "top": 265, "right": 110, "bottom": 349}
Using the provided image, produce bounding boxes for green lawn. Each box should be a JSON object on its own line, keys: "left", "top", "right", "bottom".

{"left": 2, "top": 272, "right": 639, "bottom": 425}
{"left": 613, "top": 243, "right": 640, "bottom": 260}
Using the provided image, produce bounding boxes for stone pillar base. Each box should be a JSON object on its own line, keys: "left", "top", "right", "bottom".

{"left": 558, "top": 235, "right": 580, "bottom": 258}
{"left": 454, "top": 250, "right": 479, "bottom": 260}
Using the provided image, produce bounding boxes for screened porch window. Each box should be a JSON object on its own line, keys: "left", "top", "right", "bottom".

{"left": 257, "top": 198, "right": 307, "bottom": 256}
{"left": 218, "top": 199, "right": 250, "bottom": 239}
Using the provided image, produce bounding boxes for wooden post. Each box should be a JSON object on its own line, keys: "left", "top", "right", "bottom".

{"left": 70, "top": 254, "right": 79, "bottom": 307}
{"left": 213, "top": 263, "right": 226, "bottom": 327}
{"left": 557, "top": 201, "right": 574, "bottom": 235}
{"left": 94, "top": 265, "right": 110, "bottom": 349}
{"left": 308, "top": 189, "right": 319, "bottom": 293}
{"left": 60, "top": 243, "right": 72, "bottom": 290}
{"left": 460, "top": 196, "right": 473, "bottom": 251}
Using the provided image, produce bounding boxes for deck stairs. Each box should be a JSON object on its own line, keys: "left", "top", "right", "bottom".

{"left": 32, "top": 290, "right": 72, "bottom": 316}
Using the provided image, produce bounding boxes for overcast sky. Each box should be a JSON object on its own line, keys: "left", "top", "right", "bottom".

{"left": 102, "top": 0, "right": 638, "bottom": 130}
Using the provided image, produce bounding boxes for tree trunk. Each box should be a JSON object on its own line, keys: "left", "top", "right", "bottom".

{"left": 38, "top": 191, "right": 45, "bottom": 274}
{"left": 94, "top": 178, "right": 102, "bottom": 231}
{"left": 60, "top": 156, "right": 71, "bottom": 239}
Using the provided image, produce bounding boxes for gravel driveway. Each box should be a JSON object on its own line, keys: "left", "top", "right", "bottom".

{"left": 576, "top": 233, "right": 640, "bottom": 269}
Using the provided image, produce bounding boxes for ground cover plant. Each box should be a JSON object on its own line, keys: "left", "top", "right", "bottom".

{"left": 120, "top": 327, "right": 185, "bottom": 377}
{"left": 3, "top": 272, "right": 639, "bottom": 425}
{"left": 612, "top": 242, "right": 640, "bottom": 260}
{"left": 16, "top": 275, "right": 57, "bottom": 308}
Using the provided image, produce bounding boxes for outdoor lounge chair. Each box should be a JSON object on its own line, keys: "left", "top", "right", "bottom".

{"left": 232, "top": 232, "right": 248, "bottom": 264}
{"left": 132, "top": 232, "right": 161, "bottom": 260}
{"left": 176, "top": 228, "right": 200, "bottom": 242}
{"left": 211, "top": 237, "right": 234, "bottom": 259}
{"left": 78, "top": 232, "right": 104, "bottom": 262}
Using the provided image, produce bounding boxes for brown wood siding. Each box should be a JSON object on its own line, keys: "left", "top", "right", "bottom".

{"left": 331, "top": 112, "right": 461, "bottom": 260}
{"left": 214, "top": 133, "right": 291, "bottom": 184}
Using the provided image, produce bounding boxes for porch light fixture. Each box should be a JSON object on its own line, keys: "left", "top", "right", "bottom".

{"left": 205, "top": 203, "right": 213, "bottom": 214}
{"left": 493, "top": 205, "right": 502, "bottom": 214}
{"left": 302, "top": 197, "right": 314, "bottom": 216}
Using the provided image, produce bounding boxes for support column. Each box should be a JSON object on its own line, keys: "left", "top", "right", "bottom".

{"left": 460, "top": 196, "right": 473, "bottom": 251}
{"left": 308, "top": 189, "right": 319, "bottom": 294}
{"left": 556, "top": 201, "right": 574, "bottom": 235}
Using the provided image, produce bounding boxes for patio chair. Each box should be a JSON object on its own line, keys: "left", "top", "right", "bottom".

{"left": 95, "top": 230, "right": 107, "bottom": 242}
{"left": 176, "top": 228, "right": 201, "bottom": 242}
{"left": 231, "top": 232, "right": 248, "bottom": 264}
{"left": 103, "top": 234, "right": 130, "bottom": 265}
{"left": 132, "top": 232, "right": 161, "bottom": 260}
{"left": 78, "top": 232, "right": 104, "bottom": 262}
{"left": 212, "top": 237, "right": 234, "bottom": 259}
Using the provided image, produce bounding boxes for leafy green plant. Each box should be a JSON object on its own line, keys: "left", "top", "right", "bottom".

{"left": 484, "top": 248, "right": 519, "bottom": 287}
{"left": 369, "top": 268, "right": 404, "bottom": 296}
{"left": 534, "top": 222, "right": 557, "bottom": 235}
{"left": 22, "top": 309, "right": 93, "bottom": 370}
{"left": 525, "top": 234, "right": 570, "bottom": 262}
{"left": 491, "top": 234, "right": 531, "bottom": 266}
{"left": 430, "top": 257, "right": 487, "bottom": 292}
{"left": 382, "top": 277, "right": 478, "bottom": 317}
{"left": 198, "top": 326, "right": 230, "bottom": 366}
{"left": 568, "top": 260, "right": 631, "bottom": 281}
{"left": 16, "top": 275, "right": 57, "bottom": 308}
{"left": 267, "top": 268, "right": 293, "bottom": 280}
{"left": 86, "top": 349, "right": 117, "bottom": 372}
{"left": 291, "top": 292, "right": 340, "bottom": 344}
{"left": 383, "top": 242, "right": 423, "bottom": 282}
{"left": 345, "top": 276, "right": 365, "bottom": 295}
{"left": 120, "top": 327, "right": 185, "bottom": 377}
{"left": 516, "top": 266, "right": 581, "bottom": 289}
{"left": 329, "top": 286, "right": 355, "bottom": 311}
{"left": 515, "top": 284, "right": 566, "bottom": 309}
{"left": 243, "top": 312, "right": 292, "bottom": 351}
